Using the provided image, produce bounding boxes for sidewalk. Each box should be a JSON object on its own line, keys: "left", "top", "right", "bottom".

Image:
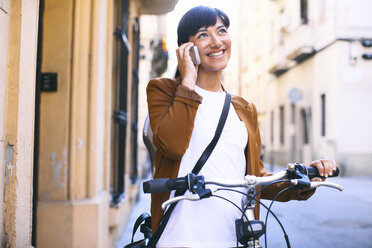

{"left": 115, "top": 179, "right": 151, "bottom": 248}
{"left": 115, "top": 166, "right": 372, "bottom": 247}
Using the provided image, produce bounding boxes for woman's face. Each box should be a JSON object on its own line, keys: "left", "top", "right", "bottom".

{"left": 189, "top": 17, "right": 231, "bottom": 73}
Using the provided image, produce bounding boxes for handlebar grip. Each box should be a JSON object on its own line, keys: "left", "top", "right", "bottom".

{"left": 143, "top": 177, "right": 188, "bottom": 193}
{"left": 306, "top": 166, "right": 340, "bottom": 178}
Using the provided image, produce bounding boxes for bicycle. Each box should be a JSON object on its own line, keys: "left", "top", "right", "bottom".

{"left": 143, "top": 163, "right": 343, "bottom": 248}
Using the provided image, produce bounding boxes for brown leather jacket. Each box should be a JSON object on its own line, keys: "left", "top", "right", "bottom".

{"left": 147, "top": 77, "right": 314, "bottom": 232}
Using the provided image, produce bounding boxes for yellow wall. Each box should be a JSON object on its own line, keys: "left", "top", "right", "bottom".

{"left": 0, "top": 0, "right": 39, "bottom": 247}
{"left": 1, "top": 0, "right": 177, "bottom": 246}
{"left": 36, "top": 0, "right": 116, "bottom": 247}
{"left": 0, "top": 0, "right": 9, "bottom": 242}
{"left": 35, "top": 0, "right": 152, "bottom": 247}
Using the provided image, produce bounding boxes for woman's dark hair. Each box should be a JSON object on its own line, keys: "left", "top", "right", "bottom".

{"left": 175, "top": 6, "right": 230, "bottom": 78}
{"left": 177, "top": 6, "right": 230, "bottom": 46}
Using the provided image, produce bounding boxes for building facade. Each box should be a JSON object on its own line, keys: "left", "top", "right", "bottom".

{"left": 0, "top": 0, "right": 177, "bottom": 247}
{"left": 228, "top": 0, "right": 372, "bottom": 176}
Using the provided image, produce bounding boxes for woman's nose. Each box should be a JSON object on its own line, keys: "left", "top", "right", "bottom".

{"left": 210, "top": 34, "right": 223, "bottom": 48}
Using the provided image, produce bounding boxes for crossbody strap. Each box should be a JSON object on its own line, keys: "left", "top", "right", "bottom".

{"left": 191, "top": 92, "right": 232, "bottom": 175}
{"left": 147, "top": 92, "right": 232, "bottom": 247}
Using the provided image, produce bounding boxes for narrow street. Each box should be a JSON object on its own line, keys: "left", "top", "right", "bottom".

{"left": 261, "top": 175, "right": 372, "bottom": 247}
{"left": 117, "top": 167, "right": 372, "bottom": 248}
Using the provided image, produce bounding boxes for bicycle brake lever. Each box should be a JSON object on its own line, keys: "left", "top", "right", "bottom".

{"left": 310, "top": 181, "right": 343, "bottom": 191}
{"left": 161, "top": 195, "right": 200, "bottom": 210}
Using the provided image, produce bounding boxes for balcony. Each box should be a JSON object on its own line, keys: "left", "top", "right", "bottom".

{"left": 286, "top": 25, "right": 316, "bottom": 63}
{"left": 287, "top": 45, "right": 315, "bottom": 63}
{"left": 268, "top": 45, "right": 291, "bottom": 77}
{"left": 269, "top": 62, "right": 289, "bottom": 77}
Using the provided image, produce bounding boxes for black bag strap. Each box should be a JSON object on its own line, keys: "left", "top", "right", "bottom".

{"left": 131, "top": 212, "right": 152, "bottom": 243}
{"left": 147, "top": 92, "right": 232, "bottom": 247}
{"left": 191, "top": 92, "right": 232, "bottom": 175}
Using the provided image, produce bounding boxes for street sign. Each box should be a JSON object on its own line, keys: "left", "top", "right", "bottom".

{"left": 288, "top": 87, "right": 303, "bottom": 104}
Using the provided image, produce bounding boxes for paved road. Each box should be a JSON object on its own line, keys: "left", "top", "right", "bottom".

{"left": 261, "top": 175, "right": 372, "bottom": 248}
{"left": 116, "top": 169, "right": 372, "bottom": 248}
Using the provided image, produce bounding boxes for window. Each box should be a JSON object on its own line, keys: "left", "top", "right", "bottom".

{"left": 270, "top": 110, "right": 274, "bottom": 145}
{"left": 300, "top": 0, "right": 308, "bottom": 24}
{"left": 130, "top": 17, "right": 140, "bottom": 184}
{"left": 321, "top": 94, "right": 326, "bottom": 136}
{"left": 291, "top": 103, "right": 295, "bottom": 124}
{"left": 111, "top": 0, "right": 130, "bottom": 206}
{"left": 301, "top": 109, "right": 309, "bottom": 144}
{"left": 280, "top": 106, "right": 285, "bottom": 145}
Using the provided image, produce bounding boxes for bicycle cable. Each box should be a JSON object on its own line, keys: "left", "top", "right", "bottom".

{"left": 215, "top": 187, "right": 290, "bottom": 248}
{"left": 244, "top": 180, "right": 291, "bottom": 248}
{"left": 236, "top": 179, "right": 291, "bottom": 248}
{"left": 213, "top": 189, "right": 256, "bottom": 248}
{"left": 264, "top": 186, "right": 292, "bottom": 248}
{"left": 253, "top": 180, "right": 291, "bottom": 200}
{"left": 211, "top": 193, "right": 250, "bottom": 248}
{"left": 191, "top": 180, "right": 294, "bottom": 247}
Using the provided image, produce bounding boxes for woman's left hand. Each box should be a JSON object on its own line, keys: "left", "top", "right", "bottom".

{"left": 310, "top": 159, "right": 337, "bottom": 182}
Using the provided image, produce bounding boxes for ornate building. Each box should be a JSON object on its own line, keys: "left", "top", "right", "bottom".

{"left": 226, "top": 0, "right": 372, "bottom": 176}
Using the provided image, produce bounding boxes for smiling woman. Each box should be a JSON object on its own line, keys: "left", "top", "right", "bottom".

{"left": 146, "top": 5, "right": 337, "bottom": 248}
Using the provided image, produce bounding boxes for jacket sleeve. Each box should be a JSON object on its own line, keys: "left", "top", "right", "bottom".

{"left": 147, "top": 78, "right": 203, "bottom": 160}
{"left": 251, "top": 104, "right": 316, "bottom": 201}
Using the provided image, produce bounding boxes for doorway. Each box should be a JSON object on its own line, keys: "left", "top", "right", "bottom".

{"left": 32, "top": 0, "right": 44, "bottom": 245}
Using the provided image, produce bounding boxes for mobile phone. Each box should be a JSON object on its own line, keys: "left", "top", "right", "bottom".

{"left": 189, "top": 46, "right": 201, "bottom": 65}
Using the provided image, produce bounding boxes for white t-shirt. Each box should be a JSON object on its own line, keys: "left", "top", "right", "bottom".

{"left": 157, "top": 85, "right": 249, "bottom": 248}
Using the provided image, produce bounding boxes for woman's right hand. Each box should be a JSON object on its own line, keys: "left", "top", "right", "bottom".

{"left": 176, "top": 42, "right": 199, "bottom": 89}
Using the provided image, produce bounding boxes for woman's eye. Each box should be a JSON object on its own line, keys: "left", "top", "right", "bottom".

{"left": 219, "top": 28, "right": 228, "bottom": 34}
{"left": 197, "top": 33, "right": 207, "bottom": 39}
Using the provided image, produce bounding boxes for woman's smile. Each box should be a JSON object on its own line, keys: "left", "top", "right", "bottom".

{"left": 207, "top": 49, "right": 225, "bottom": 58}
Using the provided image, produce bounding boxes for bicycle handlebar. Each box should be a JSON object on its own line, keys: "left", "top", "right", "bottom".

{"left": 158, "top": 177, "right": 343, "bottom": 210}
{"left": 295, "top": 164, "right": 340, "bottom": 178}
{"left": 143, "top": 177, "right": 188, "bottom": 193}
{"left": 143, "top": 164, "right": 341, "bottom": 194}
{"left": 142, "top": 163, "right": 343, "bottom": 248}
